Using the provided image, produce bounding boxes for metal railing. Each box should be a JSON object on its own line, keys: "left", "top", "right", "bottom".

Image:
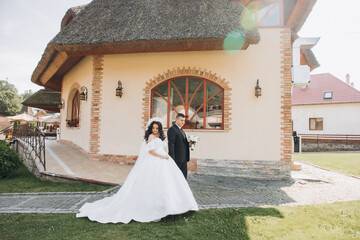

{"left": 298, "top": 134, "right": 360, "bottom": 141}
{"left": 13, "top": 123, "right": 46, "bottom": 171}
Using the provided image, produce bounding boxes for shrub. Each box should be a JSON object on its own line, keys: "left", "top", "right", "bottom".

{"left": 0, "top": 140, "right": 22, "bottom": 179}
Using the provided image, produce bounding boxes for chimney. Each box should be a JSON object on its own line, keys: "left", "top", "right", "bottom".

{"left": 351, "top": 82, "right": 354, "bottom": 87}
{"left": 346, "top": 74, "right": 350, "bottom": 84}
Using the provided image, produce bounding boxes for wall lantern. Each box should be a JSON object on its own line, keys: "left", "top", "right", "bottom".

{"left": 80, "top": 86, "right": 88, "bottom": 101}
{"left": 255, "top": 79, "right": 262, "bottom": 97}
{"left": 116, "top": 80, "right": 123, "bottom": 98}
{"left": 58, "top": 98, "right": 65, "bottom": 109}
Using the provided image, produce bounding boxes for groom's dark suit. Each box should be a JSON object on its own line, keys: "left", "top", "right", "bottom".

{"left": 167, "top": 124, "right": 190, "bottom": 179}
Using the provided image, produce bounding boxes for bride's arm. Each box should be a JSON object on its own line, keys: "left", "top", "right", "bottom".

{"left": 149, "top": 149, "right": 169, "bottom": 159}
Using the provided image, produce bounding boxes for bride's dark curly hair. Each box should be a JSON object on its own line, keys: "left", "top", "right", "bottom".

{"left": 144, "top": 121, "right": 166, "bottom": 142}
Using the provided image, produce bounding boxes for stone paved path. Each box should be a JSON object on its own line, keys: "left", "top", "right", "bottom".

{"left": 1, "top": 162, "right": 360, "bottom": 214}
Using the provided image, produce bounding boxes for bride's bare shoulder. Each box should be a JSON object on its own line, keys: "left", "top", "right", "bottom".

{"left": 147, "top": 134, "right": 157, "bottom": 143}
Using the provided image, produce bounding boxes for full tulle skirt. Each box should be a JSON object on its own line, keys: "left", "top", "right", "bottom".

{"left": 76, "top": 154, "right": 199, "bottom": 224}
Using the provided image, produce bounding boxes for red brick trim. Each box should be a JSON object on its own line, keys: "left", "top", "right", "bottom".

{"left": 188, "top": 158, "right": 197, "bottom": 173}
{"left": 98, "top": 154, "right": 138, "bottom": 165}
{"left": 280, "top": 29, "right": 292, "bottom": 163}
{"left": 142, "top": 67, "right": 232, "bottom": 131}
{"left": 89, "top": 55, "right": 104, "bottom": 160}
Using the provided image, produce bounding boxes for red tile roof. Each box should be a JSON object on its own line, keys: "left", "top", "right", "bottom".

{"left": 292, "top": 73, "right": 360, "bottom": 105}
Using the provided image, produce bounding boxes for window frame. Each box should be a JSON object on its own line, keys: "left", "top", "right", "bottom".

{"left": 309, "top": 118, "right": 323, "bottom": 131}
{"left": 150, "top": 76, "right": 225, "bottom": 130}
{"left": 323, "top": 92, "right": 333, "bottom": 99}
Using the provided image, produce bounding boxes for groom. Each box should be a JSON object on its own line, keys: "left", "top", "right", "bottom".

{"left": 167, "top": 113, "right": 191, "bottom": 179}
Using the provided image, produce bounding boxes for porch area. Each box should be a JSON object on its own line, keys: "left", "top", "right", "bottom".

{"left": 43, "top": 139, "right": 133, "bottom": 185}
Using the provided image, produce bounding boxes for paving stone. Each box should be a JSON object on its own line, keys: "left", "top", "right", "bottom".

{"left": 0, "top": 162, "right": 359, "bottom": 214}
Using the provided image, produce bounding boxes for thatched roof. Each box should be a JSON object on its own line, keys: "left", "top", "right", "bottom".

{"left": 285, "top": 0, "right": 317, "bottom": 32}
{"left": 61, "top": 4, "right": 87, "bottom": 30}
{"left": 52, "top": 0, "right": 259, "bottom": 45}
{"left": 32, "top": 0, "right": 261, "bottom": 90}
{"left": 22, "top": 89, "right": 61, "bottom": 112}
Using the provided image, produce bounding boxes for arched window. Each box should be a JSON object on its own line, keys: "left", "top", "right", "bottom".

{"left": 66, "top": 88, "right": 80, "bottom": 127}
{"left": 151, "top": 76, "right": 224, "bottom": 130}
{"left": 71, "top": 90, "right": 80, "bottom": 122}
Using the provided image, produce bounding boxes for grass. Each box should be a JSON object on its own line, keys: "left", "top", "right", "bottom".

{"left": 292, "top": 152, "right": 360, "bottom": 177}
{"left": 0, "top": 164, "right": 113, "bottom": 193}
{"left": 1, "top": 201, "right": 359, "bottom": 240}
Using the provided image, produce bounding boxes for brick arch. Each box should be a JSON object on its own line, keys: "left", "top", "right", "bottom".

{"left": 142, "top": 67, "right": 232, "bottom": 131}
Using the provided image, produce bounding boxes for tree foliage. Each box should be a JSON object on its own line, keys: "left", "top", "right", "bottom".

{"left": 0, "top": 80, "right": 21, "bottom": 116}
{"left": 0, "top": 80, "right": 18, "bottom": 93}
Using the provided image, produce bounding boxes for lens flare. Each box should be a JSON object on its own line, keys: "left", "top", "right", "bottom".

{"left": 223, "top": 30, "right": 246, "bottom": 55}
{"left": 240, "top": 9, "right": 256, "bottom": 30}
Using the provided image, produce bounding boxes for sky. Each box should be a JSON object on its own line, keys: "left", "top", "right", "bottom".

{"left": 0, "top": 0, "right": 359, "bottom": 95}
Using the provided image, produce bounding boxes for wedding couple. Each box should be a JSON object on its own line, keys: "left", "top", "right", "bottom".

{"left": 76, "top": 113, "right": 199, "bottom": 224}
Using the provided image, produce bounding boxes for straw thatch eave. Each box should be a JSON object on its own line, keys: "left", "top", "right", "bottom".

{"left": 286, "top": 0, "right": 317, "bottom": 32}
{"left": 22, "top": 89, "right": 61, "bottom": 112}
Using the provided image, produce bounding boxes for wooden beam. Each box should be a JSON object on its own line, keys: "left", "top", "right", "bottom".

{"left": 39, "top": 51, "right": 68, "bottom": 85}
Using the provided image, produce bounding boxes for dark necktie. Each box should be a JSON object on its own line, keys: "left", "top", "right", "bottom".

{"left": 179, "top": 128, "right": 186, "bottom": 140}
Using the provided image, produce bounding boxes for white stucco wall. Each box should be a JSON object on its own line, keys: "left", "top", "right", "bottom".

{"left": 292, "top": 103, "right": 360, "bottom": 135}
{"left": 60, "top": 56, "right": 92, "bottom": 152}
{"left": 99, "top": 28, "right": 283, "bottom": 161}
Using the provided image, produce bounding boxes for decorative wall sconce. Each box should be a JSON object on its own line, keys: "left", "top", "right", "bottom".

{"left": 58, "top": 98, "right": 65, "bottom": 109}
{"left": 255, "top": 79, "right": 262, "bottom": 97}
{"left": 116, "top": 80, "right": 123, "bottom": 98}
{"left": 80, "top": 86, "right": 88, "bottom": 101}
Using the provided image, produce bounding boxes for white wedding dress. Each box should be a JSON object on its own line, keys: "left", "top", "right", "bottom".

{"left": 76, "top": 137, "right": 199, "bottom": 224}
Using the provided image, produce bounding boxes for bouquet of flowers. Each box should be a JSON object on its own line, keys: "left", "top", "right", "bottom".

{"left": 187, "top": 134, "right": 199, "bottom": 151}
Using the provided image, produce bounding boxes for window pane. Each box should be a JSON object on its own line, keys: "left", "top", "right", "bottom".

{"left": 316, "top": 119, "right": 323, "bottom": 130}
{"left": 206, "top": 92, "right": 223, "bottom": 129}
{"left": 188, "top": 78, "right": 204, "bottom": 126}
{"left": 169, "top": 78, "right": 186, "bottom": 117}
{"left": 153, "top": 81, "right": 168, "bottom": 100}
{"left": 169, "top": 104, "right": 181, "bottom": 127}
{"left": 310, "top": 119, "right": 315, "bottom": 130}
{"left": 258, "top": 2, "right": 280, "bottom": 26}
{"left": 152, "top": 92, "right": 168, "bottom": 124}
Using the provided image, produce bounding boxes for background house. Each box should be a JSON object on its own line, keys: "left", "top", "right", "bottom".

{"left": 292, "top": 73, "right": 360, "bottom": 151}
{"left": 30, "top": 0, "right": 319, "bottom": 179}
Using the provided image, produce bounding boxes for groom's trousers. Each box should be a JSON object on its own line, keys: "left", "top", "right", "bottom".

{"left": 176, "top": 161, "right": 187, "bottom": 179}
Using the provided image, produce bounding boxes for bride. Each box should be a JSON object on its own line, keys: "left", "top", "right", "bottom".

{"left": 76, "top": 117, "right": 199, "bottom": 224}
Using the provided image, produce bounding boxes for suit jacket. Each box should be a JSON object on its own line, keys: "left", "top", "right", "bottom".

{"left": 167, "top": 124, "right": 190, "bottom": 163}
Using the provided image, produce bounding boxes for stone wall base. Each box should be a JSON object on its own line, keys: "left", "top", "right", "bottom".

{"left": 302, "top": 139, "right": 360, "bottom": 152}
{"left": 197, "top": 159, "right": 291, "bottom": 180}
{"left": 11, "top": 140, "right": 42, "bottom": 178}
{"left": 58, "top": 140, "right": 291, "bottom": 179}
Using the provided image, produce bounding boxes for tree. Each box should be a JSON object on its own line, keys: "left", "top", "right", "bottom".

{"left": 0, "top": 80, "right": 18, "bottom": 93}
{"left": 0, "top": 91, "right": 22, "bottom": 116}
{"left": 0, "top": 80, "right": 21, "bottom": 116}
{"left": 21, "top": 89, "right": 34, "bottom": 101}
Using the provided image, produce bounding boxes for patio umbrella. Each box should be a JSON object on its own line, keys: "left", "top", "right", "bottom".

{"left": 41, "top": 114, "right": 60, "bottom": 124}
{"left": 8, "top": 113, "right": 37, "bottom": 122}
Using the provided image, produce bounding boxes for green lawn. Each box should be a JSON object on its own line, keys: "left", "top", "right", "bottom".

{"left": 293, "top": 152, "right": 360, "bottom": 177}
{"left": 0, "top": 164, "right": 113, "bottom": 193}
{"left": 1, "top": 201, "right": 359, "bottom": 240}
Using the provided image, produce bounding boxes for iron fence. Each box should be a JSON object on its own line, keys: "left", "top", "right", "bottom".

{"left": 13, "top": 123, "right": 46, "bottom": 171}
